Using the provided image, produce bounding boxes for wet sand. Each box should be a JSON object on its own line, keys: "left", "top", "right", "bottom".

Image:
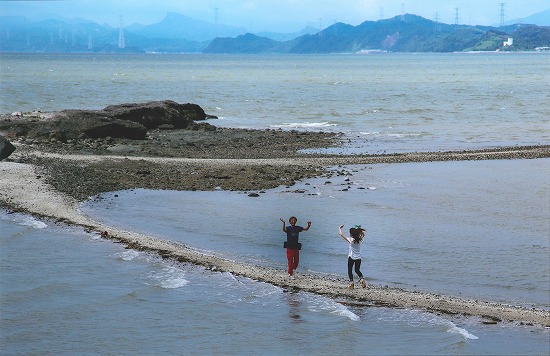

{"left": 1, "top": 130, "right": 549, "bottom": 327}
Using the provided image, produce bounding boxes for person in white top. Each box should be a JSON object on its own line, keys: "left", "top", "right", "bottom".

{"left": 338, "top": 224, "right": 366, "bottom": 289}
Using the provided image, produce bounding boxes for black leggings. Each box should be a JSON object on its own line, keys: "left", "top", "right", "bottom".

{"left": 348, "top": 257, "right": 363, "bottom": 281}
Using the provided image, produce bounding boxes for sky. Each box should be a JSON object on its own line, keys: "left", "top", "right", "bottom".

{"left": 1, "top": 0, "right": 549, "bottom": 32}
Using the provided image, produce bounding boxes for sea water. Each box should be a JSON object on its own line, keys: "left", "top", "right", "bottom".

{"left": 1, "top": 52, "right": 549, "bottom": 153}
{"left": 2, "top": 189, "right": 549, "bottom": 356}
{"left": 81, "top": 158, "right": 550, "bottom": 310}
{"left": 1, "top": 53, "right": 549, "bottom": 355}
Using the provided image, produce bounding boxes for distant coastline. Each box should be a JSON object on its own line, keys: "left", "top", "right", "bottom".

{"left": 2, "top": 13, "right": 549, "bottom": 54}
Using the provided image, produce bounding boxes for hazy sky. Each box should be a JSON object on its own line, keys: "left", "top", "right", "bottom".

{"left": 1, "top": 0, "right": 549, "bottom": 32}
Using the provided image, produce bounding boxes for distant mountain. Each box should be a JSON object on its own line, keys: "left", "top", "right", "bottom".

{"left": 0, "top": 14, "right": 210, "bottom": 53}
{"left": 0, "top": 16, "right": 127, "bottom": 53}
{"left": 204, "top": 14, "right": 550, "bottom": 54}
{"left": 1, "top": 12, "right": 549, "bottom": 54}
{"left": 132, "top": 12, "right": 246, "bottom": 42}
{"left": 0, "top": 13, "right": 311, "bottom": 53}
{"left": 507, "top": 8, "right": 550, "bottom": 26}
{"left": 254, "top": 26, "right": 319, "bottom": 41}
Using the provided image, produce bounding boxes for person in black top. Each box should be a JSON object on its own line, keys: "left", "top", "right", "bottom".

{"left": 280, "top": 216, "right": 311, "bottom": 279}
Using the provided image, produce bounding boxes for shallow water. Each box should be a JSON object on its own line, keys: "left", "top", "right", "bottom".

{"left": 2, "top": 210, "right": 549, "bottom": 355}
{"left": 81, "top": 159, "right": 550, "bottom": 310}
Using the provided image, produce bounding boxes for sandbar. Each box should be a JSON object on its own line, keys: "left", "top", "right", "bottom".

{"left": 2, "top": 142, "right": 549, "bottom": 327}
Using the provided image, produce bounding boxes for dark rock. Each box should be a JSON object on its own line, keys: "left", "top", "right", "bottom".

{"left": 82, "top": 119, "right": 147, "bottom": 140}
{"left": 27, "top": 111, "right": 148, "bottom": 141}
{"left": 158, "top": 124, "right": 175, "bottom": 130}
{"left": 0, "top": 100, "right": 209, "bottom": 141}
{"left": 102, "top": 100, "right": 207, "bottom": 129}
{"left": 0, "top": 135, "right": 16, "bottom": 160}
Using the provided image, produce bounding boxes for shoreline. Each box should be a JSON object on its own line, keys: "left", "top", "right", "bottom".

{"left": 1, "top": 132, "right": 550, "bottom": 326}
{"left": 6, "top": 143, "right": 550, "bottom": 202}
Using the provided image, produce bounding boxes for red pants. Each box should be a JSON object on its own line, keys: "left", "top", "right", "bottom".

{"left": 286, "top": 248, "right": 300, "bottom": 275}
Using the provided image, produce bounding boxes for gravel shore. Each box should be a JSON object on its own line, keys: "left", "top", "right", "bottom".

{"left": 4, "top": 124, "right": 549, "bottom": 202}
{"left": 1, "top": 125, "right": 549, "bottom": 327}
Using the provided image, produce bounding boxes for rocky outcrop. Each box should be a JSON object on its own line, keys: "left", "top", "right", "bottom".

{"left": 0, "top": 135, "right": 16, "bottom": 160}
{"left": 0, "top": 100, "right": 214, "bottom": 142}
{"left": 29, "top": 111, "right": 148, "bottom": 140}
{"left": 101, "top": 101, "right": 207, "bottom": 129}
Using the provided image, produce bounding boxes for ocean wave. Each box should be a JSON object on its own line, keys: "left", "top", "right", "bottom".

{"left": 331, "top": 305, "right": 360, "bottom": 321}
{"left": 13, "top": 215, "right": 48, "bottom": 229}
{"left": 357, "top": 131, "right": 426, "bottom": 138}
{"left": 386, "top": 133, "right": 425, "bottom": 138}
{"left": 115, "top": 250, "right": 140, "bottom": 261}
{"left": 270, "top": 122, "right": 337, "bottom": 129}
{"left": 359, "top": 131, "right": 381, "bottom": 136}
{"left": 304, "top": 294, "right": 360, "bottom": 321}
{"left": 148, "top": 266, "right": 189, "bottom": 289}
{"left": 446, "top": 322, "right": 478, "bottom": 340}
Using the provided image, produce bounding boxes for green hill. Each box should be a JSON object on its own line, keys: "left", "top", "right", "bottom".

{"left": 204, "top": 14, "right": 550, "bottom": 54}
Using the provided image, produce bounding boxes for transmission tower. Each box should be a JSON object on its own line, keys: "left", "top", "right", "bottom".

{"left": 433, "top": 12, "right": 440, "bottom": 31}
{"left": 455, "top": 8, "right": 460, "bottom": 25}
{"left": 499, "top": 3, "right": 506, "bottom": 27}
{"left": 118, "top": 16, "right": 125, "bottom": 49}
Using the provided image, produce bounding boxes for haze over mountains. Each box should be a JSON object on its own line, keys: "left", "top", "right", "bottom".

{"left": 1, "top": 9, "right": 549, "bottom": 53}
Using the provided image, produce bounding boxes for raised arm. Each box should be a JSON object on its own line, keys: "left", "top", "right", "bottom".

{"left": 302, "top": 221, "right": 312, "bottom": 231}
{"left": 280, "top": 218, "right": 287, "bottom": 232}
{"left": 339, "top": 224, "right": 350, "bottom": 242}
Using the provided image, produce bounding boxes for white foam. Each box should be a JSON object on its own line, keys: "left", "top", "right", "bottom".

{"left": 305, "top": 294, "right": 360, "bottom": 321}
{"left": 387, "top": 133, "right": 423, "bottom": 138}
{"left": 115, "top": 250, "right": 140, "bottom": 261}
{"left": 360, "top": 131, "right": 381, "bottom": 136}
{"left": 401, "top": 310, "right": 479, "bottom": 340}
{"left": 14, "top": 215, "right": 48, "bottom": 229}
{"left": 270, "top": 122, "right": 337, "bottom": 129}
{"left": 149, "top": 266, "right": 189, "bottom": 289}
{"left": 331, "top": 305, "right": 360, "bottom": 321}
{"left": 446, "top": 323, "right": 479, "bottom": 340}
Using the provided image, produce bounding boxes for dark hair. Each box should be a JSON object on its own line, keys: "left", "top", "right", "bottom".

{"left": 349, "top": 228, "right": 363, "bottom": 243}
{"left": 289, "top": 216, "right": 297, "bottom": 223}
